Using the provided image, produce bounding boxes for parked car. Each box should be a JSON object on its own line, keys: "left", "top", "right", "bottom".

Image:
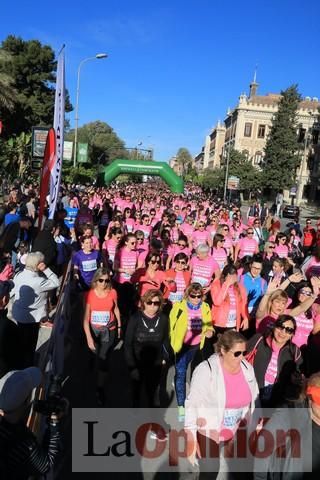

{"left": 282, "top": 204, "right": 300, "bottom": 219}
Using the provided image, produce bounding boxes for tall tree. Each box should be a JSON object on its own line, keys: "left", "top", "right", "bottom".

{"left": 66, "top": 120, "right": 126, "bottom": 165}
{"left": 263, "top": 85, "right": 301, "bottom": 189}
{"left": 175, "top": 147, "right": 193, "bottom": 176}
{"left": 0, "top": 35, "right": 72, "bottom": 137}
{"left": 228, "top": 149, "right": 261, "bottom": 191}
{"left": 0, "top": 51, "right": 17, "bottom": 112}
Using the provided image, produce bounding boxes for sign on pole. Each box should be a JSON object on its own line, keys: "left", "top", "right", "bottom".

{"left": 31, "top": 127, "right": 50, "bottom": 158}
{"left": 227, "top": 175, "right": 240, "bottom": 190}
{"left": 77, "top": 143, "right": 89, "bottom": 163}
{"left": 63, "top": 141, "right": 73, "bottom": 161}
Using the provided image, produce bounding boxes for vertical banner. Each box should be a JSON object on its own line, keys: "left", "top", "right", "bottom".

{"left": 77, "top": 143, "right": 89, "bottom": 163}
{"left": 38, "top": 128, "right": 56, "bottom": 229}
{"left": 49, "top": 45, "right": 65, "bottom": 219}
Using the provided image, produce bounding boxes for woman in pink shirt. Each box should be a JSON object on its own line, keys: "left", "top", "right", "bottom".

{"left": 131, "top": 252, "right": 175, "bottom": 297}
{"left": 123, "top": 207, "right": 135, "bottom": 233}
{"left": 291, "top": 285, "right": 320, "bottom": 350}
{"left": 166, "top": 234, "right": 191, "bottom": 270}
{"left": 206, "top": 216, "right": 219, "bottom": 240}
{"left": 216, "top": 224, "right": 233, "bottom": 259}
{"left": 139, "top": 214, "right": 152, "bottom": 240}
{"left": 190, "top": 244, "right": 219, "bottom": 294}
{"left": 212, "top": 234, "right": 228, "bottom": 271}
{"left": 234, "top": 228, "right": 259, "bottom": 262}
{"left": 82, "top": 224, "right": 100, "bottom": 250}
{"left": 191, "top": 221, "right": 212, "bottom": 250}
{"left": 102, "top": 227, "right": 123, "bottom": 267}
{"left": 274, "top": 232, "right": 289, "bottom": 258}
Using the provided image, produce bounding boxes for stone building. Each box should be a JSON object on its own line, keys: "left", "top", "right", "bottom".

{"left": 200, "top": 77, "right": 320, "bottom": 203}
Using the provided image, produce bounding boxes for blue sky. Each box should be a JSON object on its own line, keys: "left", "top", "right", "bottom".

{"left": 1, "top": 0, "right": 319, "bottom": 161}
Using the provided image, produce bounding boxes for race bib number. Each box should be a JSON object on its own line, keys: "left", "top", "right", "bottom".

{"left": 82, "top": 259, "right": 97, "bottom": 272}
{"left": 169, "top": 292, "right": 184, "bottom": 303}
{"left": 91, "top": 310, "right": 110, "bottom": 326}
{"left": 193, "top": 276, "right": 208, "bottom": 287}
{"left": 222, "top": 408, "right": 243, "bottom": 429}
{"left": 226, "top": 311, "right": 237, "bottom": 327}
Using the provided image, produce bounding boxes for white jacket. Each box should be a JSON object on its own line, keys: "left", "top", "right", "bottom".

{"left": 185, "top": 353, "right": 259, "bottom": 442}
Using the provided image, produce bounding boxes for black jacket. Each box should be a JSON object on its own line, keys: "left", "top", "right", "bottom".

{"left": 124, "top": 311, "right": 169, "bottom": 370}
{"left": 247, "top": 333, "right": 302, "bottom": 390}
{"left": 32, "top": 230, "right": 57, "bottom": 269}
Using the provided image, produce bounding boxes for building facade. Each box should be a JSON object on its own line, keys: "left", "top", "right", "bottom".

{"left": 199, "top": 78, "right": 320, "bottom": 203}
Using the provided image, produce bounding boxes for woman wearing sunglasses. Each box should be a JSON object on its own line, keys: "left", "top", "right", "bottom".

{"left": 123, "top": 207, "right": 135, "bottom": 233}
{"left": 247, "top": 315, "right": 302, "bottom": 407}
{"left": 212, "top": 233, "right": 228, "bottom": 271}
{"left": 124, "top": 289, "right": 169, "bottom": 411}
{"left": 261, "top": 241, "right": 278, "bottom": 280}
{"left": 234, "top": 227, "right": 259, "bottom": 263}
{"left": 191, "top": 221, "right": 212, "bottom": 250}
{"left": 164, "top": 253, "right": 191, "bottom": 306}
{"left": 274, "top": 232, "right": 289, "bottom": 259}
{"left": 131, "top": 252, "right": 176, "bottom": 297}
{"left": 185, "top": 330, "right": 259, "bottom": 473}
{"left": 165, "top": 234, "right": 191, "bottom": 270}
{"left": 83, "top": 268, "right": 121, "bottom": 406}
{"left": 169, "top": 283, "right": 213, "bottom": 421}
{"left": 101, "top": 227, "right": 123, "bottom": 268}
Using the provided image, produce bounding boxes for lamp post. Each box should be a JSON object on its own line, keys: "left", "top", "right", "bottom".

{"left": 297, "top": 111, "right": 314, "bottom": 204}
{"left": 73, "top": 53, "right": 108, "bottom": 168}
{"left": 223, "top": 112, "right": 233, "bottom": 202}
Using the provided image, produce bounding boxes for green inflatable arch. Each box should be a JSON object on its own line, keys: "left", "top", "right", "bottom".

{"left": 98, "top": 159, "right": 184, "bottom": 193}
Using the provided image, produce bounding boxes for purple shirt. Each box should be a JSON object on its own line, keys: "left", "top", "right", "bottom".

{"left": 73, "top": 250, "right": 101, "bottom": 286}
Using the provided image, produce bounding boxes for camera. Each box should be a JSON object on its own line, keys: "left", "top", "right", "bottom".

{"left": 34, "top": 375, "right": 68, "bottom": 416}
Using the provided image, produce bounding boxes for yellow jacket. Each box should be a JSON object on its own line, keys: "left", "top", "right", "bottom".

{"left": 169, "top": 300, "right": 213, "bottom": 354}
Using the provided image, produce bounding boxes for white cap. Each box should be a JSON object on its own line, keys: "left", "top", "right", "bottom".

{"left": 0, "top": 367, "right": 42, "bottom": 412}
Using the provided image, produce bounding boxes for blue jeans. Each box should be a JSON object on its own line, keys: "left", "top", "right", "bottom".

{"left": 175, "top": 344, "right": 199, "bottom": 407}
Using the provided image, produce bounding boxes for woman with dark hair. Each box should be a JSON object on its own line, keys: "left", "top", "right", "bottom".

{"left": 246, "top": 314, "right": 302, "bottom": 407}
{"left": 164, "top": 252, "right": 191, "bottom": 305}
{"left": 210, "top": 264, "right": 249, "bottom": 334}
{"left": 274, "top": 232, "right": 289, "bottom": 258}
{"left": 83, "top": 268, "right": 121, "bottom": 405}
{"left": 123, "top": 207, "right": 135, "bottom": 233}
{"left": 301, "top": 245, "right": 320, "bottom": 279}
{"left": 124, "top": 290, "right": 169, "bottom": 412}
{"left": 101, "top": 227, "right": 123, "bottom": 268}
{"left": 266, "top": 257, "right": 289, "bottom": 284}
{"left": 169, "top": 283, "right": 213, "bottom": 421}
{"left": 211, "top": 233, "right": 228, "bottom": 271}
{"left": 165, "top": 234, "right": 190, "bottom": 270}
{"left": 185, "top": 330, "right": 259, "bottom": 475}
{"left": 131, "top": 252, "right": 176, "bottom": 297}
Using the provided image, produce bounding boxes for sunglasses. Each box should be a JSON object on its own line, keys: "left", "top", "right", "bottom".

{"left": 146, "top": 300, "right": 161, "bottom": 306}
{"left": 276, "top": 324, "right": 295, "bottom": 335}
{"left": 300, "top": 290, "right": 312, "bottom": 296}
{"left": 220, "top": 239, "right": 226, "bottom": 242}
{"left": 176, "top": 260, "right": 186, "bottom": 264}
{"left": 269, "top": 246, "right": 275, "bottom": 249}
{"left": 98, "top": 278, "right": 109, "bottom": 283}
{"left": 150, "top": 259, "right": 161, "bottom": 264}
{"left": 178, "top": 243, "right": 186, "bottom": 247}
{"left": 230, "top": 350, "right": 248, "bottom": 358}
{"left": 247, "top": 232, "right": 254, "bottom": 235}
{"left": 189, "top": 293, "right": 202, "bottom": 299}
{"left": 136, "top": 237, "right": 144, "bottom": 241}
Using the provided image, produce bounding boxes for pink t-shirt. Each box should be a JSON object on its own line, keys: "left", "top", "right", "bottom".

{"left": 139, "top": 224, "right": 152, "bottom": 239}
{"left": 212, "top": 247, "right": 227, "bottom": 270}
{"left": 183, "top": 306, "right": 203, "bottom": 345}
{"left": 190, "top": 256, "right": 219, "bottom": 287}
{"left": 226, "top": 286, "right": 237, "bottom": 328}
{"left": 102, "top": 239, "right": 118, "bottom": 263}
{"left": 192, "top": 230, "right": 210, "bottom": 248}
{"left": 264, "top": 343, "right": 281, "bottom": 386}
{"left": 207, "top": 226, "right": 217, "bottom": 239}
{"left": 220, "top": 364, "right": 252, "bottom": 442}
{"left": 125, "top": 218, "right": 135, "bottom": 233}
{"left": 115, "top": 248, "right": 139, "bottom": 284}
{"left": 180, "top": 223, "right": 194, "bottom": 238}
{"left": 306, "top": 257, "right": 320, "bottom": 279}
{"left": 223, "top": 236, "right": 233, "bottom": 256}
{"left": 168, "top": 271, "right": 186, "bottom": 303}
{"left": 292, "top": 312, "right": 314, "bottom": 347}
{"left": 274, "top": 245, "right": 289, "bottom": 258}
{"left": 167, "top": 245, "right": 191, "bottom": 262}
{"left": 237, "top": 237, "right": 258, "bottom": 258}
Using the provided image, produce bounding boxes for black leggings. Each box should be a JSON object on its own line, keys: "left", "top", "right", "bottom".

{"left": 91, "top": 327, "right": 116, "bottom": 372}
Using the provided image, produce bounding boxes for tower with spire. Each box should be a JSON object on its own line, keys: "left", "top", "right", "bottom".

{"left": 249, "top": 67, "right": 259, "bottom": 98}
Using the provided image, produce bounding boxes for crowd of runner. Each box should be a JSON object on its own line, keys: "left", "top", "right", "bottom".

{"left": 0, "top": 180, "right": 320, "bottom": 478}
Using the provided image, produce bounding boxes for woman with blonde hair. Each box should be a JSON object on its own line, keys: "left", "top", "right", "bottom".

{"left": 169, "top": 283, "right": 214, "bottom": 421}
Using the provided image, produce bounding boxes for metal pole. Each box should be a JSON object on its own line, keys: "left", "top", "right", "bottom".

{"left": 223, "top": 113, "right": 233, "bottom": 201}
{"left": 73, "top": 54, "right": 108, "bottom": 168}
{"left": 297, "top": 112, "right": 313, "bottom": 204}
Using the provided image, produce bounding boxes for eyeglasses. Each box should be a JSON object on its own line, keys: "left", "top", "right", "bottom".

{"left": 276, "top": 324, "right": 295, "bottom": 335}
{"left": 299, "top": 290, "right": 313, "bottom": 297}
{"left": 230, "top": 350, "right": 248, "bottom": 357}
{"left": 146, "top": 300, "right": 161, "bottom": 306}
{"left": 150, "top": 259, "right": 161, "bottom": 264}
{"left": 98, "top": 278, "right": 109, "bottom": 283}
{"left": 189, "top": 293, "right": 202, "bottom": 299}
{"left": 247, "top": 231, "right": 254, "bottom": 235}
{"left": 176, "top": 260, "right": 186, "bottom": 265}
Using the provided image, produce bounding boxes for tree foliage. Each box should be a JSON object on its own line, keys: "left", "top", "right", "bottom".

{"left": 65, "top": 121, "right": 126, "bottom": 165}
{"left": 263, "top": 85, "right": 301, "bottom": 189}
{"left": 0, "top": 35, "right": 72, "bottom": 137}
{"left": 228, "top": 149, "right": 262, "bottom": 191}
{"left": 198, "top": 168, "right": 224, "bottom": 189}
{"left": 175, "top": 147, "right": 193, "bottom": 176}
{"left": 0, "top": 50, "right": 17, "bottom": 112}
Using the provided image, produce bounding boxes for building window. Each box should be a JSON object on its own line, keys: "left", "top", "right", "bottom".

{"left": 244, "top": 123, "right": 252, "bottom": 137}
{"left": 257, "top": 124, "right": 266, "bottom": 138}
{"left": 254, "top": 151, "right": 263, "bottom": 165}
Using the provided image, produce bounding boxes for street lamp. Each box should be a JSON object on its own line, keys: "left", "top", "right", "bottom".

{"left": 297, "top": 111, "right": 314, "bottom": 204}
{"left": 73, "top": 53, "right": 108, "bottom": 167}
{"left": 223, "top": 112, "right": 233, "bottom": 202}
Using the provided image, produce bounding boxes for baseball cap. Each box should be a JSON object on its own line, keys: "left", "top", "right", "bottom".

{"left": 0, "top": 367, "right": 42, "bottom": 412}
